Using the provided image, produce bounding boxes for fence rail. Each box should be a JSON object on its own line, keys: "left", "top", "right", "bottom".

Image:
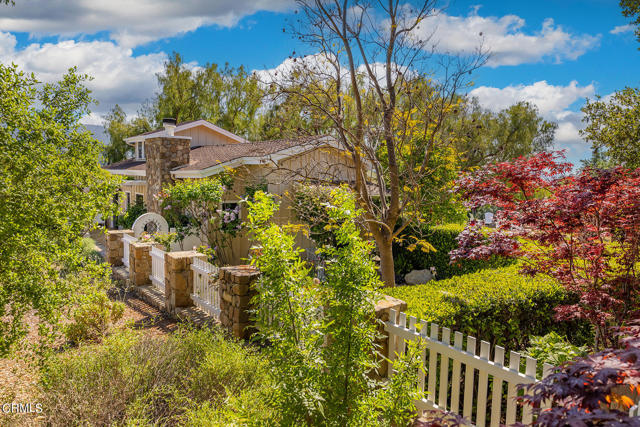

{"left": 121, "top": 234, "right": 136, "bottom": 269}
{"left": 191, "top": 258, "right": 220, "bottom": 318}
{"left": 149, "top": 246, "right": 165, "bottom": 293}
{"left": 386, "top": 309, "right": 554, "bottom": 427}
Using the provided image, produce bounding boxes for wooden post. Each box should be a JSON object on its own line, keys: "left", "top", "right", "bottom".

{"left": 375, "top": 295, "right": 407, "bottom": 377}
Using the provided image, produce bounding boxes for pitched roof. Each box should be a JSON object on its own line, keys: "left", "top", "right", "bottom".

{"left": 176, "top": 138, "right": 315, "bottom": 172}
{"left": 103, "top": 136, "right": 330, "bottom": 175}
{"left": 124, "top": 119, "right": 246, "bottom": 144}
{"left": 103, "top": 158, "right": 146, "bottom": 172}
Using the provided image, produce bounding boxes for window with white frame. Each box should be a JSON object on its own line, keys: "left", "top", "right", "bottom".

{"left": 137, "top": 141, "right": 145, "bottom": 159}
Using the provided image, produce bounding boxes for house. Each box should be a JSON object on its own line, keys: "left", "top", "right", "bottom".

{"left": 104, "top": 118, "right": 354, "bottom": 263}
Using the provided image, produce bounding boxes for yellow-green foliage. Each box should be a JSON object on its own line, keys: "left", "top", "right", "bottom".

{"left": 41, "top": 326, "right": 276, "bottom": 426}
{"left": 393, "top": 223, "right": 514, "bottom": 279}
{"left": 385, "top": 265, "right": 587, "bottom": 350}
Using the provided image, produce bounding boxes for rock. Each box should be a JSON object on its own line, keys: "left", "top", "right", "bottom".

{"left": 404, "top": 269, "right": 433, "bottom": 285}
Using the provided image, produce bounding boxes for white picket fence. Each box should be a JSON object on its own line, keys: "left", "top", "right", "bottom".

{"left": 121, "top": 234, "right": 136, "bottom": 269}
{"left": 191, "top": 258, "right": 220, "bottom": 318}
{"left": 386, "top": 309, "right": 555, "bottom": 426}
{"left": 149, "top": 246, "right": 165, "bottom": 293}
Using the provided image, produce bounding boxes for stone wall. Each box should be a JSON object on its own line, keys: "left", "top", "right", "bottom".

{"left": 144, "top": 136, "right": 191, "bottom": 213}
{"left": 129, "top": 241, "right": 155, "bottom": 286}
{"left": 165, "top": 251, "right": 205, "bottom": 314}
{"left": 218, "top": 265, "right": 260, "bottom": 339}
{"left": 105, "top": 230, "right": 133, "bottom": 266}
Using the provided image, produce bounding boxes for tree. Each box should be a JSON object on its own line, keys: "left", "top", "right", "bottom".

{"left": 452, "top": 152, "right": 640, "bottom": 349}
{"left": 246, "top": 189, "right": 422, "bottom": 425}
{"left": 102, "top": 104, "right": 152, "bottom": 164}
{"left": 0, "top": 64, "right": 120, "bottom": 354}
{"left": 455, "top": 99, "right": 557, "bottom": 170}
{"left": 621, "top": 0, "right": 640, "bottom": 45}
{"left": 152, "top": 53, "right": 265, "bottom": 140}
{"left": 264, "top": 0, "right": 487, "bottom": 286}
{"left": 581, "top": 87, "right": 640, "bottom": 169}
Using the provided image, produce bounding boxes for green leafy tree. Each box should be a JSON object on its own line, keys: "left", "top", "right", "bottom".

{"left": 246, "top": 188, "right": 422, "bottom": 426}
{"left": 621, "top": 0, "right": 640, "bottom": 45}
{"left": 0, "top": 64, "right": 120, "bottom": 355}
{"left": 102, "top": 104, "right": 152, "bottom": 164}
{"left": 152, "top": 53, "right": 265, "bottom": 139}
{"left": 455, "top": 100, "right": 557, "bottom": 169}
{"left": 581, "top": 87, "right": 640, "bottom": 168}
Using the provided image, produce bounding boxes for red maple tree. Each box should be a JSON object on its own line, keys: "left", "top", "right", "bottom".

{"left": 451, "top": 152, "right": 640, "bottom": 349}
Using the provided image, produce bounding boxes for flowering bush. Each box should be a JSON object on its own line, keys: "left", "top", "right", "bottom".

{"left": 159, "top": 174, "right": 241, "bottom": 265}
{"left": 452, "top": 152, "right": 640, "bottom": 349}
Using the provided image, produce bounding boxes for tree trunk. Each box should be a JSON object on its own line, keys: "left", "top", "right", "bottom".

{"left": 378, "top": 239, "right": 396, "bottom": 287}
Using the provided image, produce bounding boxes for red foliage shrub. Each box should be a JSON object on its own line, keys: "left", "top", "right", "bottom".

{"left": 452, "top": 152, "right": 640, "bottom": 348}
{"left": 517, "top": 322, "right": 640, "bottom": 426}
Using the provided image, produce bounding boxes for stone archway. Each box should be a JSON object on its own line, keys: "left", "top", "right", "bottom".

{"left": 131, "top": 212, "right": 169, "bottom": 237}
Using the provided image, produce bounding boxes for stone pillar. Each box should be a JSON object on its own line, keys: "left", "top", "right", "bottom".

{"left": 165, "top": 251, "right": 205, "bottom": 314}
{"left": 129, "top": 241, "right": 156, "bottom": 286}
{"left": 105, "top": 230, "right": 133, "bottom": 266}
{"left": 144, "top": 136, "right": 191, "bottom": 213}
{"left": 375, "top": 295, "right": 407, "bottom": 377}
{"left": 218, "top": 265, "right": 260, "bottom": 339}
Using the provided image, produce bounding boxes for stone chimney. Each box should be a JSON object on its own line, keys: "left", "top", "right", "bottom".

{"left": 145, "top": 123, "right": 191, "bottom": 213}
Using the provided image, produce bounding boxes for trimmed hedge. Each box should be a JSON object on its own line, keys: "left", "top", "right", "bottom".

{"left": 385, "top": 265, "right": 590, "bottom": 350}
{"left": 393, "top": 223, "right": 514, "bottom": 280}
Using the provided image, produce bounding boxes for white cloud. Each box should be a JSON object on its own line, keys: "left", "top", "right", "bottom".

{"left": 470, "top": 80, "right": 595, "bottom": 115}
{"left": 611, "top": 24, "right": 634, "bottom": 35}
{"left": 0, "top": 0, "right": 293, "bottom": 48}
{"left": 415, "top": 10, "right": 600, "bottom": 67}
{"left": 470, "top": 80, "right": 597, "bottom": 163}
{"left": 0, "top": 32, "right": 166, "bottom": 121}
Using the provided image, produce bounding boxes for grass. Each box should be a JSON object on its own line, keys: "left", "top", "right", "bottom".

{"left": 39, "top": 326, "right": 276, "bottom": 426}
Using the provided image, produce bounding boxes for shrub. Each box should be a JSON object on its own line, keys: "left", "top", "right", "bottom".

{"left": 525, "top": 332, "right": 587, "bottom": 378}
{"left": 117, "top": 200, "right": 146, "bottom": 229}
{"left": 79, "top": 237, "right": 103, "bottom": 263}
{"left": 64, "top": 291, "right": 124, "bottom": 344}
{"left": 393, "top": 223, "right": 514, "bottom": 280}
{"left": 40, "top": 326, "right": 275, "bottom": 426}
{"left": 246, "top": 189, "right": 421, "bottom": 426}
{"left": 385, "top": 265, "right": 590, "bottom": 350}
{"left": 519, "top": 322, "right": 640, "bottom": 425}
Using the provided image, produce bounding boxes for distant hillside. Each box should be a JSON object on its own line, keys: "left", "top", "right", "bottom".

{"left": 84, "top": 124, "right": 109, "bottom": 145}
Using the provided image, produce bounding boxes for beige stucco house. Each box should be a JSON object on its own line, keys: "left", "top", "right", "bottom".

{"left": 104, "top": 119, "right": 354, "bottom": 264}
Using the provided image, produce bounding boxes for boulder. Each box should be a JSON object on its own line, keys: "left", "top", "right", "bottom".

{"left": 404, "top": 269, "right": 433, "bottom": 286}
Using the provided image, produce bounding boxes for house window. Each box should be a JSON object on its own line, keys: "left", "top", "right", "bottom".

{"left": 135, "top": 194, "right": 144, "bottom": 205}
{"left": 125, "top": 192, "right": 131, "bottom": 210}
{"left": 137, "top": 141, "right": 145, "bottom": 159}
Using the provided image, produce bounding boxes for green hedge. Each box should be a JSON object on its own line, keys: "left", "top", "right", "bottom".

{"left": 393, "top": 223, "right": 514, "bottom": 280}
{"left": 385, "top": 265, "right": 590, "bottom": 350}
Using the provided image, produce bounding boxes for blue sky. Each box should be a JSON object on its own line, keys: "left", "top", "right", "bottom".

{"left": 0, "top": 0, "right": 637, "bottom": 164}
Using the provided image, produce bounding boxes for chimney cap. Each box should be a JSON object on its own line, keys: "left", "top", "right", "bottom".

{"left": 162, "top": 118, "right": 177, "bottom": 126}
